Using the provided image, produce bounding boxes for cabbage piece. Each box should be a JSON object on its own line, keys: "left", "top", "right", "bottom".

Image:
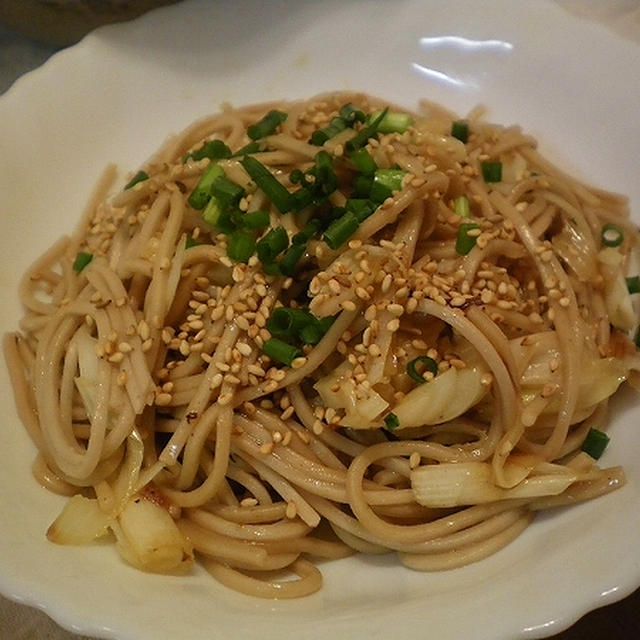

{"left": 314, "top": 361, "right": 389, "bottom": 429}
{"left": 598, "top": 247, "right": 636, "bottom": 331}
{"left": 411, "top": 461, "right": 576, "bottom": 508}
{"left": 512, "top": 331, "right": 630, "bottom": 415}
{"left": 113, "top": 497, "right": 194, "bottom": 574}
{"left": 392, "top": 366, "right": 488, "bottom": 429}
{"left": 47, "top": 495, "right": 112, "bottom": 545}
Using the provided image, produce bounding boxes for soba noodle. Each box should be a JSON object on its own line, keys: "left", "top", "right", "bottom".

{"left": 4, "top": 92, "right": 639, "bottom": 598}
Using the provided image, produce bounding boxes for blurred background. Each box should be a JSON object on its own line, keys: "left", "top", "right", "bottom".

{"left": 0, "top": 0, "right": 182, "bottom": 46}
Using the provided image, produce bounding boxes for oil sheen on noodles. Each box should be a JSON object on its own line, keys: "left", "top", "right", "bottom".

{"left": 4, "top": 92, "right": 639, "bottom": 599}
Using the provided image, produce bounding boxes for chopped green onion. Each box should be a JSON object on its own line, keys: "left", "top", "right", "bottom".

{"left": 384, "top": 412, "right": 399, "bottom": 431}
{"left": 262, "top": 338, "right": 301, "bottom": 366}
{"left": 406, "top": 356, "right": 439, "bottom": 384}
{"left": 241, "top": 209, "right": 270, "bottom": 230}
{"left": 345, "top": 107, "right": 388, "bottom": 153}
{"left": 278, "top": 243, "right": 306, "bottom": 276}
{"left": 292, "top": 219, "right": 322, "bottom": 245}
{"left": 581, "top": 427, "right": 610, "bottom": 460}
{"left": 350, "top": 148, "right": 377, "bottom": 176}
{"left": 310, "top": 116, "right": 347, "bottom": 145}
{"left": 256, "top": 227, "right": 289, "bottom": 263}
{"left": 262, "top": 261, "right": 283, "bottom": 276}
{"left": 481, "top": 161, "right": 502, "bottom": 183}
{"left": 72, "top": 251, "right": 93, "bottom": 272}
{"left": 635, "top": 326, "right": 640, "bottom": 348}
{"left": 227, "top": 230, "right": 256, "bottom": 263}
{"left": 451, "top": 120, "right": 469, "bottom": 144}
{"left": 601, "top": 223, "right": 624, "bottom": 248}
{"left": 201, "top": 195, "right": 224, "bottom": 228}
{"left": 232, "top": 140, "right": 262, "bottom": 157}
{"left": 299, "top": 315, "right": 335, "bottom": 345}
{"left": 323, "top": 211, "right": 359, "bottom": 250}
{"left": 312, "top": 150, "right": 339, "bottom": 196}
{"left": 188, "top": 163, "right": 225, "bottom": 210}
{"left": 325, "top": 206, "right": 347, "bottom": 225}
{"left": 368, "top": 110, "right": 413, "bottom": 134}
{"left": 247, "top": 110, "right": 287, "bottom": 140}
{"left": 454, "top": 195, "right": 470, "bottom": 218}
{"left": 184, "top": 139, "right": 231, "bottom": 163}
{"left": 240, "top": 155, "right": 292, "bottom": 213}
{"left": 345, "top": 199, "right": 377, "bottom": 222}
{"left": 289, "top": 187, "right": 314, "bottom": 212}
{"left": 370, "top": 168, "right": 406, "bottom": 203}
{"left": 210, "top": 175, "right": 245, "bottom": 207}
{"left": 353, "top": 175, "right": 374, "bottom": 198}
{"left": 338, "top": 103, "right": 366, "bottom": 125}
{"left": 266, "top": 307, "right": 315, "bottom": 338}
{"left": 124, "top": 170, "right": 149, "bottom": 190}
{"left": 626, "top": 276, "right": 640, "bottom": 294}
{"left": 455, "top": 222, "right": 480, "bottom": 255}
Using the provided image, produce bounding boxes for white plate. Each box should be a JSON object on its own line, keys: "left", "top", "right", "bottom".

{"left": 1, "top": 1, "right": 639, "bottom": 638}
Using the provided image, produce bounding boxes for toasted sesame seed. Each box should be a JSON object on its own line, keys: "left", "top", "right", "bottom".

{"left": 155, "top": 392, "right": 172, "bottom": 406}
{"left": 209, "top": 373, "right": 223, "bottom": 390}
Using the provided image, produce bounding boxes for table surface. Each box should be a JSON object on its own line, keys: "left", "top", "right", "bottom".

{"left": 1, "top": 3, "right": 639, "bottom": 639}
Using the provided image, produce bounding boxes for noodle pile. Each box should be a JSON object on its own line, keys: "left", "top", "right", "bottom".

{"left": 4, "top": 92, "right": 639, "bottom": 598}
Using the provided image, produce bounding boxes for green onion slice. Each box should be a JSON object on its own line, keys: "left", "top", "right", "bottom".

{"left": 73, "top": 251, "right": 93, "bottom": 273}
{"left": 384, "top": 412, "right": 399, "bottom": 431}
{"left": 368, "top": 110, "right": 413, "bottom": 134}
{"left": 310, "top": 116, "right": 348, "bottom": 146}
{"left": 266, "top": 307, "right": 315, "bottom": 338}
{"left": 184, "top": 139, "right": 231, "bottom": 163}
{"left": 350, "top": 148, "right": 378, "bottom": 176}
{"left": 292, "top": 219, "right": 322, "bottom": 245}
{"left": 210, "top": 175, "right": 245, "bottom": 207}
{"left": 299, "top": 315, "right": 335, "bottom": 345}
{"left": 339, "top": 103, "right": 366, "bottom": 125}
{"left": 227, "top": 230, "right": 256, "bottom": 263}
{"left": 345, "top": 107, "right": 388, "bottom": 153}
{"left": 241, "top": 155, "right": 292, "bottom": 213}
{"left": 450, "top": 120, "right": 469, "bottom": 143}
{"left": 601, "top": 223, "right": 624, "bottom": 248}
{"left": 345, "top": 199, "right": 377, "bottom": 222}
{"left": 188, "top": 163, "right": 225, "bottom": 210}
{"left": 262, "top": 338, "right": 301, "bottom": 366}
{"left": 256, "top": 227, "right": 289, "bottom": 263}
{"left": 232, "top": 140, "right": 262, "bottom": 157}
{"left": 406, "top": 356, "right": 439, "bottom": 384}
{"left": 581, "top": 427, "right": 610, "bottom": 460}
{"left": 626, "top": 276, "right": 640, "bottom": 294}
{"left": 481, "top": 161, "right": 502, "bottom": 183}
{"left": 370, "top": 168, "right": 406, "bottom": 203}
{"left": 241, "top": 209, "right": 270, "bottom": 230}
{"left": 353, "top": 174, "right": 374, "bottom": 198}
{"left": 323, "top": 211, "right": 360, "bottom": 250}
{"left": 455, "top": 222, "right": 480, "bottom": 255}
{"left": 124, "top": 170, "right": 149, "bottom": 190}
{"left": 278, "top": 243, "right": 306, "bottom": 276}
{"left": 247, "top": 110, "right": 287, "bottom": 140}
